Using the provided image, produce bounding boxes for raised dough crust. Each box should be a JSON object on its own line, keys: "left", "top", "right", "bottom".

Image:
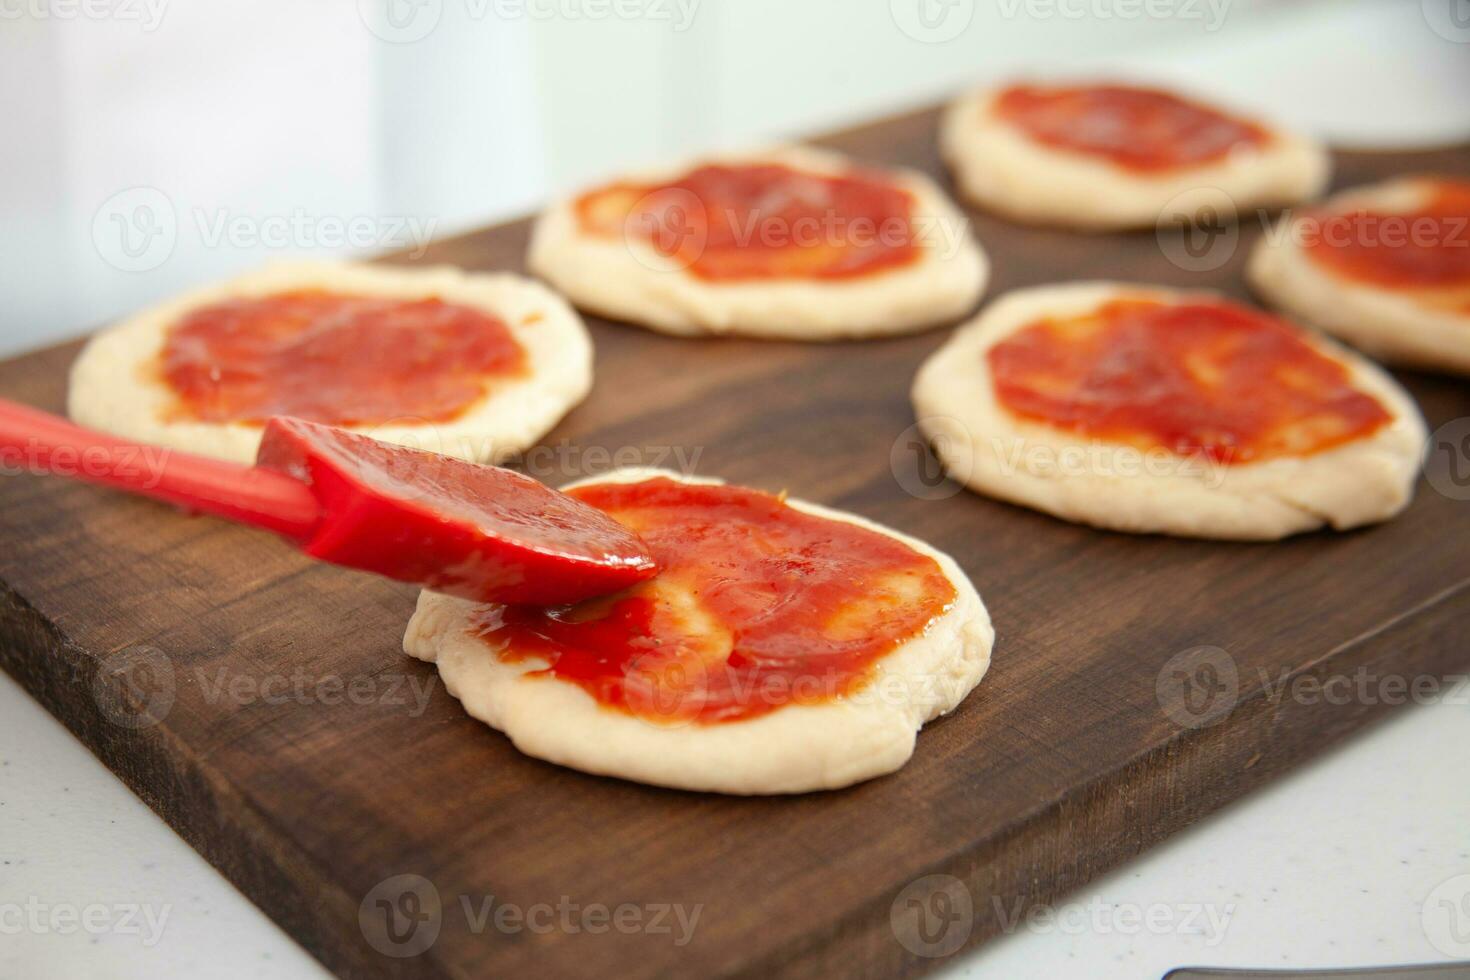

{"left": 527, "top": 145, "right": 988, "bottom": 339}
{"left": 1248, "top": 177, "right": 1470, "bottom": 375}
{"left": 404, "top": 467, "right": 994, "bottom": 795}
{"left": 911, "top": 282, "right": 1425, "bottom": 540}
{"left": 940, "top": 83, "right": 1331, "bottom": 230}
{"left": 67, "top": 261, "right": 593, "bottom": 464}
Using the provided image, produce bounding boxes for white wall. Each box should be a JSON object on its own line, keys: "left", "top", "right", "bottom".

{"left": 2, "top": 0, "right": 1466, "bottom": 356}
{"left": 526, "top": 0, "right": 1275, "bottom": 191}
{"left": 1, "top": 3, "right": 380, "bottom": 352}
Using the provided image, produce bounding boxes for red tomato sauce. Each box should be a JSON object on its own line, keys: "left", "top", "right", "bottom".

{"left": 473, "top": 477, "right": 956, "bottom": 724}
{"left": 159, "top": 290, "right": 527, "bottom": 426}
{"left": 993, "top": 83, "right": 1270, "bottom": 172}
{"left": 575, "top": 162, "right": 922, "bottom": 282}
{"left": 1303, "top": 180, "right": 1470, "bottom": 309}
{"left": 987, "top": 298, "right": 1392, "bottom": 464}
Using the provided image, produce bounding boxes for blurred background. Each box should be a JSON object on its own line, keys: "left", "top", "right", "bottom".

{"left": 2, "top": 0, "right": 1468, "bottom": 356}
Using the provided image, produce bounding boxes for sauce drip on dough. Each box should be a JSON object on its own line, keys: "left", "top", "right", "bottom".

{"left": 575, "top": 162, "right": 922, "bottom": 282}
{"left": 474, "top": 477, "right": 956, "bottom": 724}
{"left": 160, "top": 290, "right": 526, "bottom": 426}
{"left": 993, "top": 83, "right": 1270, "bottom": 172}
{"left": 987, "top": 298, "right": 1392, "bottom": 464}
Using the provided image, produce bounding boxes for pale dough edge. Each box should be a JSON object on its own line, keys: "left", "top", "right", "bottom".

{"left": 911, "top": 281, "right": 1426, "bottom": 541}
{"left": 527, "top": 145, "right": 989, "bottom": 339}
{"left": 67, "top": 261, "right": 594, "bottom": 464}
{"left": 404, "top": 467, "right": 994, "bottom": 795}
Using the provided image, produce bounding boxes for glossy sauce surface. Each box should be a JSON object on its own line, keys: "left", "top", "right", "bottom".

{"left": 988, "top": 298, "right": 1392, "bottom": 464}
{"left": 1303, "top": 180, "right": 1470, "bottom": 310}
{"left": 575, "top": 163, "right": 922, "bottom": 282}
{"left": 993, "top": 83, "right": 1270, "bottom": 172}
{"left": 161, "top": 290, "right": 526, "bottom": 425}
{"left": 474, "top": 477, "right": 956, "bottom": 724}
{"left": 256, "top": 417, "right": 659, "bottom": 606}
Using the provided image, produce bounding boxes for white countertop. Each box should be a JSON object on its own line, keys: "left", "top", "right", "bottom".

{"left": 4, "top": 675, "right": 1468, "bottom": 979}
{"left": 3, "top": 3, "right": 1468, "bottom": 978}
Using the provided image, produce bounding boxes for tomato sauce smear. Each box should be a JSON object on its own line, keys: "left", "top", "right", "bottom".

{"left": 1303, "top": 179, "right": 1470, "bottom": 311}
{"left": 576, "top": 162, "right": 922, "bottom": 282}
{"left": 160, "top": 290, "right": 527, "bottom": 426}
{"left": 987, "top": 298, "right": 1392, "bottom": 464}
{"left": 473, "top": 477, "right": 957, "bottom": 725}
{"left": 993, "top": 83, "right": 1270, "bottom": 173}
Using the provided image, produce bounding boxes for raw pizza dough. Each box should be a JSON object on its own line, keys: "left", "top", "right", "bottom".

{"left": 404, "top": 468, "right": 994, "bottom": 795}
{"left": 527, "top": 145, "right": 988, "bottom": 339}
{"left": 911, "top": 282, "right": 1426, "bottom": 540}
{"left": 1248, "top": 176, "right": 1470, "bottom": 375}
{"left": 940, "top": 82, "right": 1331, "bottom": 230}
{"left": 68, "top": 262, "right": 592, "bottom": 464}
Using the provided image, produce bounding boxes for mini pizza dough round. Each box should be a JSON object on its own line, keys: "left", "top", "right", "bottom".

{"left": 1248, "top": 176, "right": 1470, "bottom": 375}
{"left": 912, "top": 282, "right": 1426, "bottom": 540}
{"left": 404, "top": 467, "right": 994, "bottom": 795}
{"left": 527, "top": 145, "right": 988, "bottom": 339}
{"left": 68, "top": 262, "right": 593, "bottom": 464}
{"left": 940, "top": 82, "right": 1331, "bottom": 230}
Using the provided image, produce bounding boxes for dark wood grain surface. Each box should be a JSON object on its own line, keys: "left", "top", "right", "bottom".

{"left": 2, "top": 107, "right": 1467, "bottom": 979}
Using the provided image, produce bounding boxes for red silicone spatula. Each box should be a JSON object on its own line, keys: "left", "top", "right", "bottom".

{"left": 0, "top": 399, "right": 658, "bottom": 605}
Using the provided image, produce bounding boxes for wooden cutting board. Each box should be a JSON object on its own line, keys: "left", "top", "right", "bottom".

{"left": 2, "top": 107, "right": 1468, "bottom": 979}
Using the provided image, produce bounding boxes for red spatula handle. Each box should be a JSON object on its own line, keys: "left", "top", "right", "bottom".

{"left": 0, "top": 397, "right": 321, "bottom": 541}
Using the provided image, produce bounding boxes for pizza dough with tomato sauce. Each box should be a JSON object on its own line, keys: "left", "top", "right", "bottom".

{"left": 404, "top": 468, "right": 993, "bottom": 795}
{"left": 940, "top": 81, "right": 1330, "bottom": 230}
{"left": 1249, "top": 176, "right": 1470, "bottom": 375}
{"left": 527, "top": 145, "right": 988, "bottom": 339}
{"left": 912, "top": 283, "right": 1425, "bottom": 540}
{"left": 68, "top": 262, "right": 592, "bottom": 464}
